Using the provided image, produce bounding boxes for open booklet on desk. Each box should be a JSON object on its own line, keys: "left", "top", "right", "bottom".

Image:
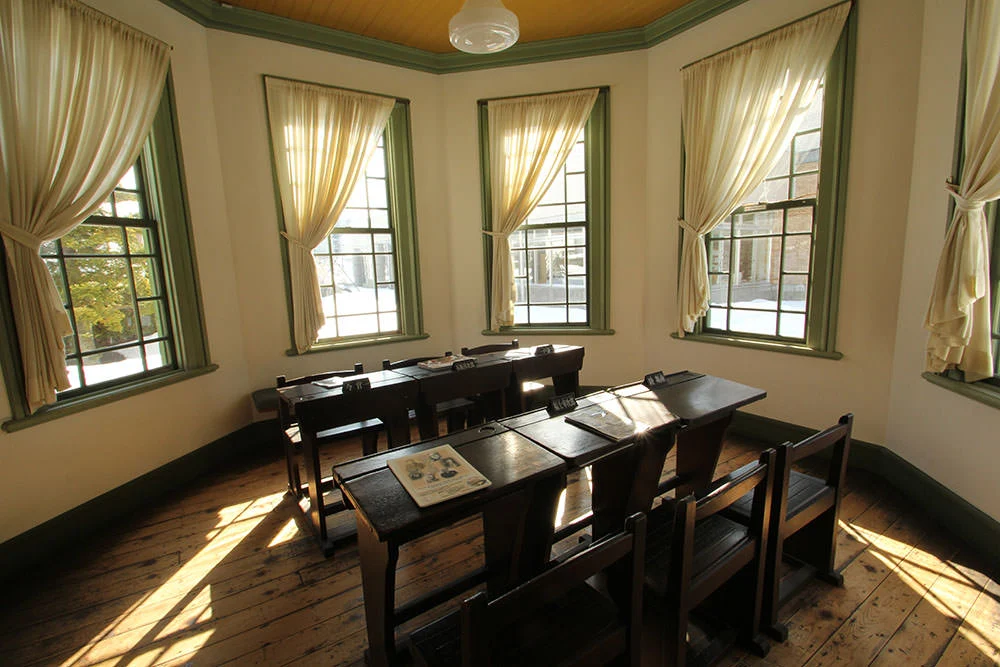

{"left": 387, "top": 444, "right": 491, "bottom": 507}
{"left": 565, "top": 390, "right": 679, "bottom": 443}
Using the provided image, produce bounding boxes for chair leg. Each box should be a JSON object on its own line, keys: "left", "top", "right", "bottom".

{"left": 786, "top": 508, "right": 842, "bottom": 585}
{"left": 283, "top": 438, "right": 304, "bottom": 498}
{"left": 662, "top": 604, "right": 688, "bottom": 667}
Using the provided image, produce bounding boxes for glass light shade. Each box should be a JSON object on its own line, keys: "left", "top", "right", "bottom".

{"left": 449, "top": 0, "right": 520, "bottom": 54}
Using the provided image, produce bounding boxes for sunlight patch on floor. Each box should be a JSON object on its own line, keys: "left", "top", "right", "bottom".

{"left": 268, "top": 517, "right": 301, "bottom": 547}
{"left": 62, "top": 491, "right": 287, "bottom": 666}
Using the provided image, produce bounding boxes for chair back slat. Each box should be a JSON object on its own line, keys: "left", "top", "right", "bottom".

{"left": 788, "top": 414, "right": 852, "bottom": 464}
{"left": 695, "top": 457, "right": 770, "bottom": 521}
{"left": 276, "top": 362, "right": 364, "bottom": 389}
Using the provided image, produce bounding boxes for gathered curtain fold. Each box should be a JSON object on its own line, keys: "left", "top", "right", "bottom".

{"left": 486, "top": 88, "right": 598, "bottom": 330}
{"left": 676, "top": 2, "right": 850, "bottom": 334}
{"left": 0, "top": 0, "right": 170, "bottom": 411}
{"left": 924, "top": 0, "right": 1000, "bottom": 382}
{"left": 264, "top": 77, "right": 395, "bottom": 353}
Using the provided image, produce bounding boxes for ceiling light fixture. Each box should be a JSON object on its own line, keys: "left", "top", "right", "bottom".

{"left": 449, "top": 0, "right": 520, "bottom": 54}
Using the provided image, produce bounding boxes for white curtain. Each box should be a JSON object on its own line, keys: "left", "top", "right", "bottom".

{"left": 924, "top": 0, "right": 1000, "bottom": 382}
{"left": 265, "top": 77, "right": 394, "bottom": 353}
{"left": 0, "top": 0, "right": 170, "bottom": 411}
{"left": 486, "top": 89, "right": 598, "bottom": 330}
{"left": 676, "top": 3, "right": 850, "bottom": 334}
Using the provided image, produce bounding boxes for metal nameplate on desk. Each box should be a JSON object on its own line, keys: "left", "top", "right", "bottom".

{"left": 644, "top": 370, "right": 705, "bottom": 388}
{"left": 452, "top": 358, "right": 477, "bottom": 371}
{"left": 343, "top": 377, "right": 372, "bottom": 393}
{"left": 533, "top": 344, "right": 554, "bottom": 356}
{"left": 546, "top": 392, "right": 578, "bottom": 416}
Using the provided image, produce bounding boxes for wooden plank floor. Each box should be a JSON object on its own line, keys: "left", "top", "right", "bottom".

{"left": 1, "top": 427, "right": 997, "bottom": 667}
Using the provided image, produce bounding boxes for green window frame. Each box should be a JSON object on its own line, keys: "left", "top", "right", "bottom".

{"left": 680, "top": 9, "right": 856, "bottom": 359}
{"left": 478, "top": 87, "right": 612, "bottom": 336}
{"left": 0, "top": 75, "right": 215, "bottom": 431}
{"left": 270, "top": 90, "right": 425, "bottom": 353}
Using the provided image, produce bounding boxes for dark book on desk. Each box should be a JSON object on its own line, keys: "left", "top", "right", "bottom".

{"left": 565, "top": 394, "right": 678, "bottom": 443}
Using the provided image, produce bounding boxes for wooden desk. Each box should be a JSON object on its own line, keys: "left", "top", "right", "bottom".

{"left": 336, "top": 424, "right": 566, "bottom": 667}
{"left": 391, "top": 357, "right": 513, "bottom": 439}
{"left": 278, "top": 369, "right": 418, "bottom": 554}
{"left": 503, "top": 388, "right": 682, "bottom": 541}
{"left": 475, "top": 344, "right": 585, "bottom": 415}
{"left": 618, "top": 371, "right": 766, "bottom": 498}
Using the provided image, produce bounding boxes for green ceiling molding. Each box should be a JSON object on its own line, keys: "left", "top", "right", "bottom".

{"left": 158, "top": 0, "right": 750, "bottom": 74}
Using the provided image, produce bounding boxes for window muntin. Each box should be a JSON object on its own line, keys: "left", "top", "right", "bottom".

{"left": 40, "top": 163, "right": 176, "bottom": 395}
{"left": 509, "top": 130, "right": 588, "bottom": 326}
{"left": 704, "top": 84, "right": 829, "bottom": 343}
{"left": 312, "top": 136, "right": 402, "bottom": 340}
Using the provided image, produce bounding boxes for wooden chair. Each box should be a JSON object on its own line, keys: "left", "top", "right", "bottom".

{"left": 725, "top": 414, "right": 853, "bottom": 641}
{"left": 382, "top": 354, "right": 477, "bottom": 433}
{"left": 409, "top": 513, "right": 647, "bottom": 667}
{"left": 460, "top": 339, "right": 548, "bottom": 414}
{"left": 645, "top": 450, "right": 774, "bottom": 666}
{"left": 277, "top": 363, "right": 383, "bottom": 498}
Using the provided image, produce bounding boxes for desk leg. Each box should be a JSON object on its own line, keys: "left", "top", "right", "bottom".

{"left": 482, "top": 491, "right": 529, "bottom": 596}
{"left": 357, "top": 520, "right": 399, "bottom": 667}
{"left": 415, "top": 402, "right": 438, "bottom": 441}
{"left": 674, "top": 414, "right": 732, "bottom": 499}
{"left": 591, "top": 448, "right": 640, "bottom": 541}
{"left": 552, "top": 370, "right": 580, "bottom": 397}
{"left": 300, "top": 432, "right": 328, "bottom": 550}
{"left": 504, "top": 380, "right": 525, "bottom": 417}
{"left": 519, "top": 472, "right": 564, "bottom": 579}
{"left": 385, "top": 409, "right": 412, "bottom": 449}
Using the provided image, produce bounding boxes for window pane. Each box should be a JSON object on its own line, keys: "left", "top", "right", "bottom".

{"left": 375, "top": 254, "right": 395, "bottom": 282}
{"left": 565, "top": 142, "right": 585, "bottom": 172}
{"left": 337, "top": 314, "right": 379, "bottom": 337}
{"left": 709, "top": 274, "right": 729, "bottom": 306}
{"left": 568, "top": 304, "right": 587, "bottom": 323}
{"left": 82, "top": 347, "right": 143, "bottom": 386}
{"left": 526, "top": 204, "right": 565, "bottom": 225}
{"left": 315, "top": 255, "right": 333, "bottom": 287}
{"left": 786, "top": 207, "right": 813, "bottom": 233}
{"left": 373, "top": 233, "right": 393, "bottom": 253}
{"left": 567, "top": 247, "right": 586, "bottom": 275}
{"left": 538, "top": 175, "right": 565, "bottom": 205}
{"left": 567, "top": 226, "right": 586, "bottom": 246}
{"left": 567, "top": 203, "right": 586, "bottom": 222}
{"left": 566, "top": 173, "right": 586, "bottom": 202}
{"left": 779, "top": 312, "right": 806, "bottom": 339}
{"left": 367, "top": 147, "right": 386, "bottom": 178}
{"left": 514, "top": 277, "right": 528, "bottom": 304}
{"left": 370, "top": 209, "right": 390, "bottom": 229}
{"left": 119, "top": 166, "right": 138, "bottom": 190}
{"left": 145, "top": 340, "right": 172, "bottom": 370}
{"left": 114, "top": 191, "right": 142, "bottom": 219}
{"left": 127, "top": 227, "right": 153, "bottom": 254}
{"left": 710, "top": 220, "right": 732, "bottom": 239}
{"left": 378, "top": 282, "right": 398, "bottom": 313}
{"left": 529, "top": 305, "right": 567, "bottom": 324}
{"left": 568, "top": 275, "right": 586, "bottom": 302}
{"left": 511, "top": 250, "right": 526, "bottom": 277}
{"left": 783, "top": 236, "right": 812, "bottom": 273}
{"left": 780, "top": 274, "right": 809, "bottom": 312}
{"left": 331, "top": 233, "right": 372, "bottom": 254}
{"left": 132, "top": 258, "right": 159, "bottom": 298}
{"left": 528, "top": 249, "right": 566, "bottom": 303}
{"left": 732, "top": 237, "right": 779, "bottom": 310}
{"left": 509, "top": 230, "right": 526, "bottom": 249}
{"left": 335, "top": 208, "right": 369, "bottom": 229}
{"left": 139, "top": 300, "right": 168, "bottom": 339}
{"left": 733, "top": 210, "right": 783, "bottom": 237}
{"left": 706, "top": 307, "right": 728, "bottom": 330}
{"left": 367, "top": 177, "right": 388, "bottom": 209}
{"left": 708, "top": 239, "right": 731, "bottom": 273}
{"left": 333, "top": 256, "right": 376, "bottom": 314}
{"left": 379, "top": 311, "right": 399, "bottom": 333}
{"left": 527, "top": 227, "right": 566, "bottom": 248}
{"left": 793, "top": 173, "right": 819, "bottom": 199}
{"left": 65, "top": 358, "right": 82, "bottom": 390}
{"left": 730, "top": 309, "right": 777, "bottom": 335}
{"left": 794, "top": 131, "right": 822, "bottom": 173}
{"left": 763, "top": 178, "right": 790, "bottom": 202}
{"left": 62, "top": 225, "right": 125, "bottom": 255}
{"left": 767, "top": 148, "right": 791, "bottom": 179}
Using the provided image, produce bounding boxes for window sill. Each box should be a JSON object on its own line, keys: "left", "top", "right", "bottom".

{"left": 922, "top": 372, "right": 1000, "bottom": 410}
{"left": 2, "top": 364, "right": 220, "bottom": 433}
{"left": 481, "top": 327, "right": 615, "bottom": 336}
{"left": 286, "top": 332, "right": 430, "bottom": 356}
{"left": 671, "top": 332, "right": 843, "bottom": 360}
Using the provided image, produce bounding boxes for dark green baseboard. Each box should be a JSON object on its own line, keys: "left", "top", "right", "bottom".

{"left": 731, "top": 411, "right": 1000, "bottom": 573}
{"left": 0, "top": 420, "right": 278, "bottom": 585}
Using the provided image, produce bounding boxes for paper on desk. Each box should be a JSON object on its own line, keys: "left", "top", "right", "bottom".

{"left": 387, "top": 445, "right": 491, "bottom": 507}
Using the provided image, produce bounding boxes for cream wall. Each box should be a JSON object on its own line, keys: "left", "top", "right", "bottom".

{"left": 440, "top": 51, "right": 650, "bottom": 385}
{"left": 886, "top": 0, "right": 1000, "bottom": 522}
{"left": 205, "top": 32, "right": 457, "bottom": 391}
{"left": 642, "top": 0, "right": 922, "bottom": 446}
{"left": 0, "top": 0, "right": 251, "bottom": 544}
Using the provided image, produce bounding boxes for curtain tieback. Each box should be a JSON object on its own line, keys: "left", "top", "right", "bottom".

{"left": 945, "top": 182, "right": 985, "bottom": 214}
{"left": 677, "top": 218, "right": 701, "bottom": 236}
{"left": 0, "top": 223, "right": 43, "bottom": 251}
{"left": 482, "top": 230, "right": 507, "bottom": 238}
{"left": 280, "top": 231, "right": 313, "bottom": 252}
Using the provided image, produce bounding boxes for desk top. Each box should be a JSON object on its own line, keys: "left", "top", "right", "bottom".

{"left": 338, "top": 427, "right": 565, "bottom": 542}
{"left": 616, "top": 372, "right": 766, "bottom": 427}
{"left": 276, "top": 369, "right": 413, "bottom": 406}
{"left": 504, "top": 389, "right": 680, "bottom": 468}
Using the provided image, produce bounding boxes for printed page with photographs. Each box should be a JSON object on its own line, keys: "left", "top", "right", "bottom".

{"left": 386, "top": 445, "right": 491, "bottom": 507}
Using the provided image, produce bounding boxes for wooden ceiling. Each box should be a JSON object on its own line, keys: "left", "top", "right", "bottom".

{"left": 217, "top": 0, "right": 700, "bottom": 53}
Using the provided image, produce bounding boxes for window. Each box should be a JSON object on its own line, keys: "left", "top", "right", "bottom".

{"left": 479, "top": 88, "right": 610, "bottom": 333}
{"left": 282, "top": 101, "right": 423, "bottom": 348}
{"left": 41, "top": 163, "right": 176, "bottom": 394}
{"left": 690, "top": 15, "right": 854, "bottom": 356}
{"left": 0, "top": 77, "right": 212, "bottom": 426}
